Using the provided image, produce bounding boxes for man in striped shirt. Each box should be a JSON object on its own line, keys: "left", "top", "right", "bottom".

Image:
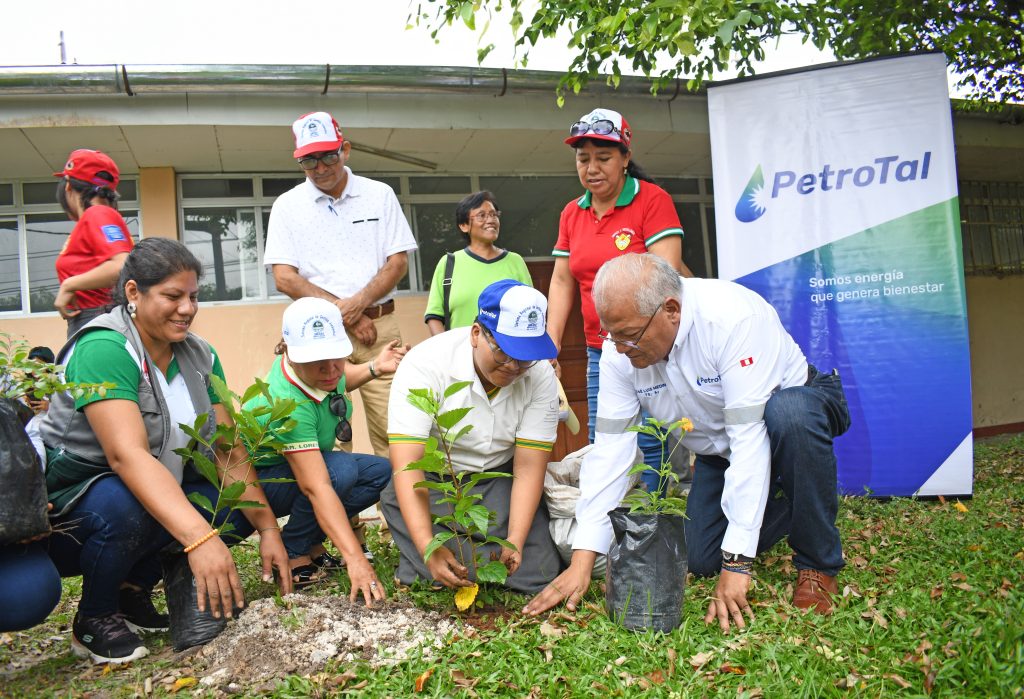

{"left": 381, "top": 280, "right": 563, "bottom": 592}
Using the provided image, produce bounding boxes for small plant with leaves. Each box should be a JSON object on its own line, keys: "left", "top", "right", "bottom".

{"left": 174, "top": 375, "right": 298, "bottom": 540}
{"left": 404, "top": 381, "right": 516, "bottom": 610}
{"left": 621, "top": 417, "right": 694, "bottom": 517}
{"left": 1, "top": 333, "right": 113, "bottom": 403}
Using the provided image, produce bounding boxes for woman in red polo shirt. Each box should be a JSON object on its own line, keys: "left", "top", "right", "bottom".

{"left": 53, "top": 149, "right": 135, "bottom": 337}
{"left": 547, "top": 108, "right": 693, "bottom": 477}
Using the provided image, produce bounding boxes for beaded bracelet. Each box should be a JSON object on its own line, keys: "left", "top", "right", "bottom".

{"left": 368, "top": 360, "right": 379, "bottom": 379}
{"left": 721, "top": 559, "right": 754, "bottom": 576}
{"left": 183, "top": 528, "right": 219, "bottom": 553}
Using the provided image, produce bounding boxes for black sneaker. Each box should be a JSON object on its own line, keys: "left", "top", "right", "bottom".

{"left": 71, "top": 612, "right": 148, "bottom": 664}
{"left": 118, "top": 586, "right": 169, "bottom": 633}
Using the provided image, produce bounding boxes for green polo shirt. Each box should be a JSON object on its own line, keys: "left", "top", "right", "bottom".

{"left": 245, "top": 355, "right": 351, "bottom": 468}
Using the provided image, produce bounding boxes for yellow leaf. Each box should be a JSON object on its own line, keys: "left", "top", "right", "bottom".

{"left": 954, "top": 501, "right": 969, "bottom": 513}
{"left": 171, "top": 677, "right": 198, "bottom": 693}
{"left": 455, "top": 583, "right": 479, "bottom": 611}
{"left": 414, "top": 668, "right": 434, "bottom": 692}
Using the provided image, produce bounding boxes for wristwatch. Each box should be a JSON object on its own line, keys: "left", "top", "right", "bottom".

{"left": 721, "top": 550, "right": 754, "bottom": 563}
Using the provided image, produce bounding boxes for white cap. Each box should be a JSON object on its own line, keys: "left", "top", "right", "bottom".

{"left": 292, "top": 111, "right": 344, "bottom": 159}
{"left": 281, "top": 297, "right": 353, "bottom": 363}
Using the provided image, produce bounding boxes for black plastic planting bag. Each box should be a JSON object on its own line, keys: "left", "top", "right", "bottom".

{"left": 0, "top": 398, "right": 50, "bottom": 545}
{"left": 605, "top": 508, "right": 687, "bottom": 632}
{"left": 161, "top": 549, "right": 229, "bottom": 651}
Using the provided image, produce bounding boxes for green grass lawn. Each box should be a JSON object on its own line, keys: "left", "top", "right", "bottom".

{"left": 2, "top": 435, "right": 1022, "bottom": 698}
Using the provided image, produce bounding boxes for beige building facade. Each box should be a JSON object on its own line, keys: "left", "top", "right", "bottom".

{"left": 1, "top": 64, "right": 1022, "bottom": 453}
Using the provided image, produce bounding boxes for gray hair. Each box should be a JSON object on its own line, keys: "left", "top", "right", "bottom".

{"left": 593, "top": 253, "right": 681, "bottom": 318}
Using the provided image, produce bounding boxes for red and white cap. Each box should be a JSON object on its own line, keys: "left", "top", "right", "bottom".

{"left": 292, "top": 111, "right": 344, "bottom": 159}
{"left": 564, "top": 108, "right": 632, "bottom": 149}
{"left": 53, "top": 149, "right": 120, "bottom": 190}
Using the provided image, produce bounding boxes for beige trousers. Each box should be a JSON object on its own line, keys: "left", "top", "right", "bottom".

{"left": 346, "top": 312, "right": 400, "bottom": 459}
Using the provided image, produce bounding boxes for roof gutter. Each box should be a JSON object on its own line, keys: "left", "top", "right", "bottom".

{"left": 0, "top": 63, "right": 675, "bottom": 98}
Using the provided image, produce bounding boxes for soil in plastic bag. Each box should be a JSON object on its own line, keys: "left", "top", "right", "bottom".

{"left": 162, "top": 549, "right": 241, "bottom": 651}
{"left": 0, "top": 398, "right": 50, "bottom": 545}
{"left": 605, "top": 508, "right": 687, "bottom": 632}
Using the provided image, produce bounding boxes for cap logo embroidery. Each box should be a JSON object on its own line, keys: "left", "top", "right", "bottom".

{"left": 312, "top": 319, "right": 325, "bottom": 339}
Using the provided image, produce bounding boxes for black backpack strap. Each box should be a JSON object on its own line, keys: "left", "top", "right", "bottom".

{"left": 441, "top": 252, "right": 456, "bottom": 331}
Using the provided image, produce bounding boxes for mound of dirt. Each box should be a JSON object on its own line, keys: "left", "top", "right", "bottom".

{"left": 195, "top": 594, "right": 462, "bottom": 685}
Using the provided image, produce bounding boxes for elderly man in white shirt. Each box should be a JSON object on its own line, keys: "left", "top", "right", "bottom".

{"left": 525, "top": 253, "right": 850, "bottom": 632}
{"left": 381, "top": 280, "right": 563, "bottom": 593}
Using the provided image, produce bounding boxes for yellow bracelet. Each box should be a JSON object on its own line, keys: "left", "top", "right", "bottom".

{"left": 184, "top": 528, "right": 219, "bottom": 553}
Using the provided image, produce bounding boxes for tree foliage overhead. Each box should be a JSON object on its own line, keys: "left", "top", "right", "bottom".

{"left": 411, "top": 0, "right": 1024, "bottom": 105}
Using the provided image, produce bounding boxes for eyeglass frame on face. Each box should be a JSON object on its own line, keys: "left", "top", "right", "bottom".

{"left": 328, "top": 394, "right": 353, "bottom": 443}
{"left": 480, "top": 328, "right": 538, "bottom": 369}
{"left": 568, "top": 119, "right": 631, "bottom": 143}
{"left": 297, "top": 149, "right": 342, "bottom": 171}
{"left": 598, "top": 301, "right": 664, "bottom": 351}
{"left": 470, "top": 211, "right": 502, "bottom": 223}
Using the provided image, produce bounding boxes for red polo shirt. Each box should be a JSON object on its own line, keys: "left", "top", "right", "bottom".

{"left": 552, "top": 176, "right": 684, "bottom": 349}
{"left": 55, "top": 206, "right": 134, "bottom": 310}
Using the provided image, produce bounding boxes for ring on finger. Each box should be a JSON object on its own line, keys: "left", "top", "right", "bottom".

{"left": 370, "top": 581, "right": 377, "bottom": 588}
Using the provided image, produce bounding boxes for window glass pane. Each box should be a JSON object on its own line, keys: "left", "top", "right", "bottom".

{"left": 676, "top": 203, "right": 707, "bottom": 278}
{"left": 412, "top": 204, "right": 463, "bottom": 291}
{"left": 23, "top": 182, "right": 57, "bottom": 205}
{"left": 705, "top": 178, "right": 714, "bottom": 194}
{"left": 181, "top": 179, "right": 254, "bottom": 199}
{"left": 374, "top": 177, "right": 402, "bottom": 194}
{"left": 0, "top": 184, "right": 13, "bottom": 207}
{"left": 408, "top": 176, "right": 471, "bottom": 195}
{"left": 262, "top": 177, "right": 305, "bottom": 199}
{"left": 183, "top": 208, "right": 258, "bottom": 301}
{"left": 707, "top": 206, "right": 718, "bottom": 278}
{"left": 660, "top": 177, "right": 700, "bottom": 195}
{"left": 478, "top": 176, "right": 583, "bottom": 258}
{"left": 260, "top": 210, "right": 286, "bottom": 297}
{"left": 118, "top": 179, "right": 138, "bottom": 202}
{"left": 0, "top": 219, "right": 20, "bottom": 312}
{"left": 25, "top": 213, "right": 71, "bottom": 313}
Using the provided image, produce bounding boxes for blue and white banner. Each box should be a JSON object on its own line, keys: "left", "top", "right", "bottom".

{"left": 708, "top": 53, "right": 973, "bottom": 497}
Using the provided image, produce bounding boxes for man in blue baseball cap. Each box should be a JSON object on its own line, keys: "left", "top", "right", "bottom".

{"left": 380, "top": 279, "right": 563, "bottom": 592}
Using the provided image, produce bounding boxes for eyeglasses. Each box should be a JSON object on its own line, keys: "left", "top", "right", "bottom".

{"left": 470, "top": 211, "right": 501, "bottom": 223}
{"left": 483, "top": 332, "right": 537, "bottom": 369}
{"left": 328, "top": 394, "right": 353, "bottom": 443}
{"left": 297, "top": 150, "right": 342, "bottom": 171}
{"left": 598, "top": 302, "right": 663, "bottom": 351}
{"left": 568, "top": 119, "right": 630, "bottom": 143}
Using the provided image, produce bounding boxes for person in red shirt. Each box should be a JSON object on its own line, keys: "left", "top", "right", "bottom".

{"left": 547, "top": 108, "right": 694, "bottom": 485}
{"left": 53, "top": 149, "right": 134, "bottom": 337}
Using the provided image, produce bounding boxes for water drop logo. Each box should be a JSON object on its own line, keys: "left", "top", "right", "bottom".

{"left": 734, "top": 164, "right": 768, "bottom": 223}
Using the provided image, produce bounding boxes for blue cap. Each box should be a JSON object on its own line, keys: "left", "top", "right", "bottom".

{"left": 476, "top": 280, "right": 557, "bottom": 361}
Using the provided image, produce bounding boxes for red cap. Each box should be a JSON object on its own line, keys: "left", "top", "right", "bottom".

{"left": 53, "top": 149, "right": 120, "bottom": 190}
{"left": 292, "top": 111, "right": 345, "bottom": 158}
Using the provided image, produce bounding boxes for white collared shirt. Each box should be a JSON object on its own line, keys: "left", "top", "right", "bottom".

{"left": 387, "top": 327, "right": 559, "bottom": 473}
{"left": 574, "top": 277, "right": 808, "bottom": 557}
{"left": 264, "top": 168, "right": 418, "bottom": 301}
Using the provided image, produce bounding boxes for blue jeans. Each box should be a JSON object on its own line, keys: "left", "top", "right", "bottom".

{"left": 0, "top": 543, "right": 62, "bottom": 631}
{"left": 257, "top": 451, "right": 391, "bottom": 559}
{"left": 685, "top": 367, "right": 850, "bottom": 578}
{"left": 587, "top": 347, "right": 665, "bottom": 491}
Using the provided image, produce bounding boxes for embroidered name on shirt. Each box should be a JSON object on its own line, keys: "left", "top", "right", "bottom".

{"left": 635, "top": 383, "right": 667, "bottom": 397}
{"left": 696, "top": 374, "right": 721, "bottom": 387}
{"left": 740, "top": 357, "right": 755, "bottom": 367}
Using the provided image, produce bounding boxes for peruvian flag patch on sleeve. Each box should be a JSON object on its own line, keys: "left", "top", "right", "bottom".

{"left": 739, "top": 357, "right": 754, "bottom": 367}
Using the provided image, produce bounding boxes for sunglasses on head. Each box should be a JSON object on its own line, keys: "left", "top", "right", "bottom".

{"left": 328, "top": 394, "right": 353, "bottom": 443}
{"left": 298, "top": 149, "right": 342, "bottom": 171}
{"left": 568, "top": 119, "right": 630, "bottom": 143}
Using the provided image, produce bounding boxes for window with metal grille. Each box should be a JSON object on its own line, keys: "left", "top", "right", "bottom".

{"left": 960, "top": 181, "right": 1024, "bottom": 276}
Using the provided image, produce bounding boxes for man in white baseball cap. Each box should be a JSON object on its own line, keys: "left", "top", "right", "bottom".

{"left": 381, "top": 280, "right": 564, "bottom": 593}
{"left": 264, "top": 111, "right": 418, "bottom": 461}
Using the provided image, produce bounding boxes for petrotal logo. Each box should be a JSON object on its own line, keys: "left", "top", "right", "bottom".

{"left": 734, "top": 152, "right": 932, "bottom": 223}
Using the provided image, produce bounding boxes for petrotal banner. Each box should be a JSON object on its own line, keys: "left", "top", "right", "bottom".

{"left": 708, "top": 53, "right": 972, "bottom": 497}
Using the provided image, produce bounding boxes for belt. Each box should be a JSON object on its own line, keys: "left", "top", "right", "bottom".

{"left": 362, "top": 299, "right": 395, "bottom": 319}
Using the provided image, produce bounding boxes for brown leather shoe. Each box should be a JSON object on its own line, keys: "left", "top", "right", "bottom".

{"left": 792, "top": 569, "right": 838, "bottom": 614}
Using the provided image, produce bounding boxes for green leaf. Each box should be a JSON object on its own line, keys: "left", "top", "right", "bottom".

{"left": 466, "top": 504, "right": 491, "bottom": 534}
{"left": 209, "top": 374, "right": 235, "bottom": 409}
{"left": 413, "top": 480, "right": 455, "bottom": 493}
{"left": 187, "top": 491, "right": 215, "bottom": 514}
{"left": 460, "top": 1, "right": 475, "bottom": 30}
{"left": 485, "top": 535, "right": 517, "bottom": 550}
{"left": 437, "top": 407, "right": 472, "bottom": 430}
{"left": 423, "top": 531, "right": 456, "bottom": 562}
{"left": 190, "top": 452, "right": 220, "bottom": 488}
{"left": 221, "top": 480, "right": 247, "bottom": 502}
{"left": 448, "top": 423, "right": 474, "bottom": 444}
{"left": 443, "top": 380, "right": 474, "bottom": 399}
{"left": 475, "top": 560, "right": 508, "bottom": 584}
{"left": 231, "top": 500, "right": 265, "bottom": 510}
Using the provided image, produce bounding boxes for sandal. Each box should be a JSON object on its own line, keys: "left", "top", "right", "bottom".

{"left": 312, "top": 552, "right": 345, "bottom": 572}
{"left": 290, "top": 564, "right": 328, "bottom": 588}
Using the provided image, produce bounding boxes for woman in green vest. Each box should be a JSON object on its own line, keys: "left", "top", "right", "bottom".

{"left": 41, "top": 238, "right": 291, "bottom": 665}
